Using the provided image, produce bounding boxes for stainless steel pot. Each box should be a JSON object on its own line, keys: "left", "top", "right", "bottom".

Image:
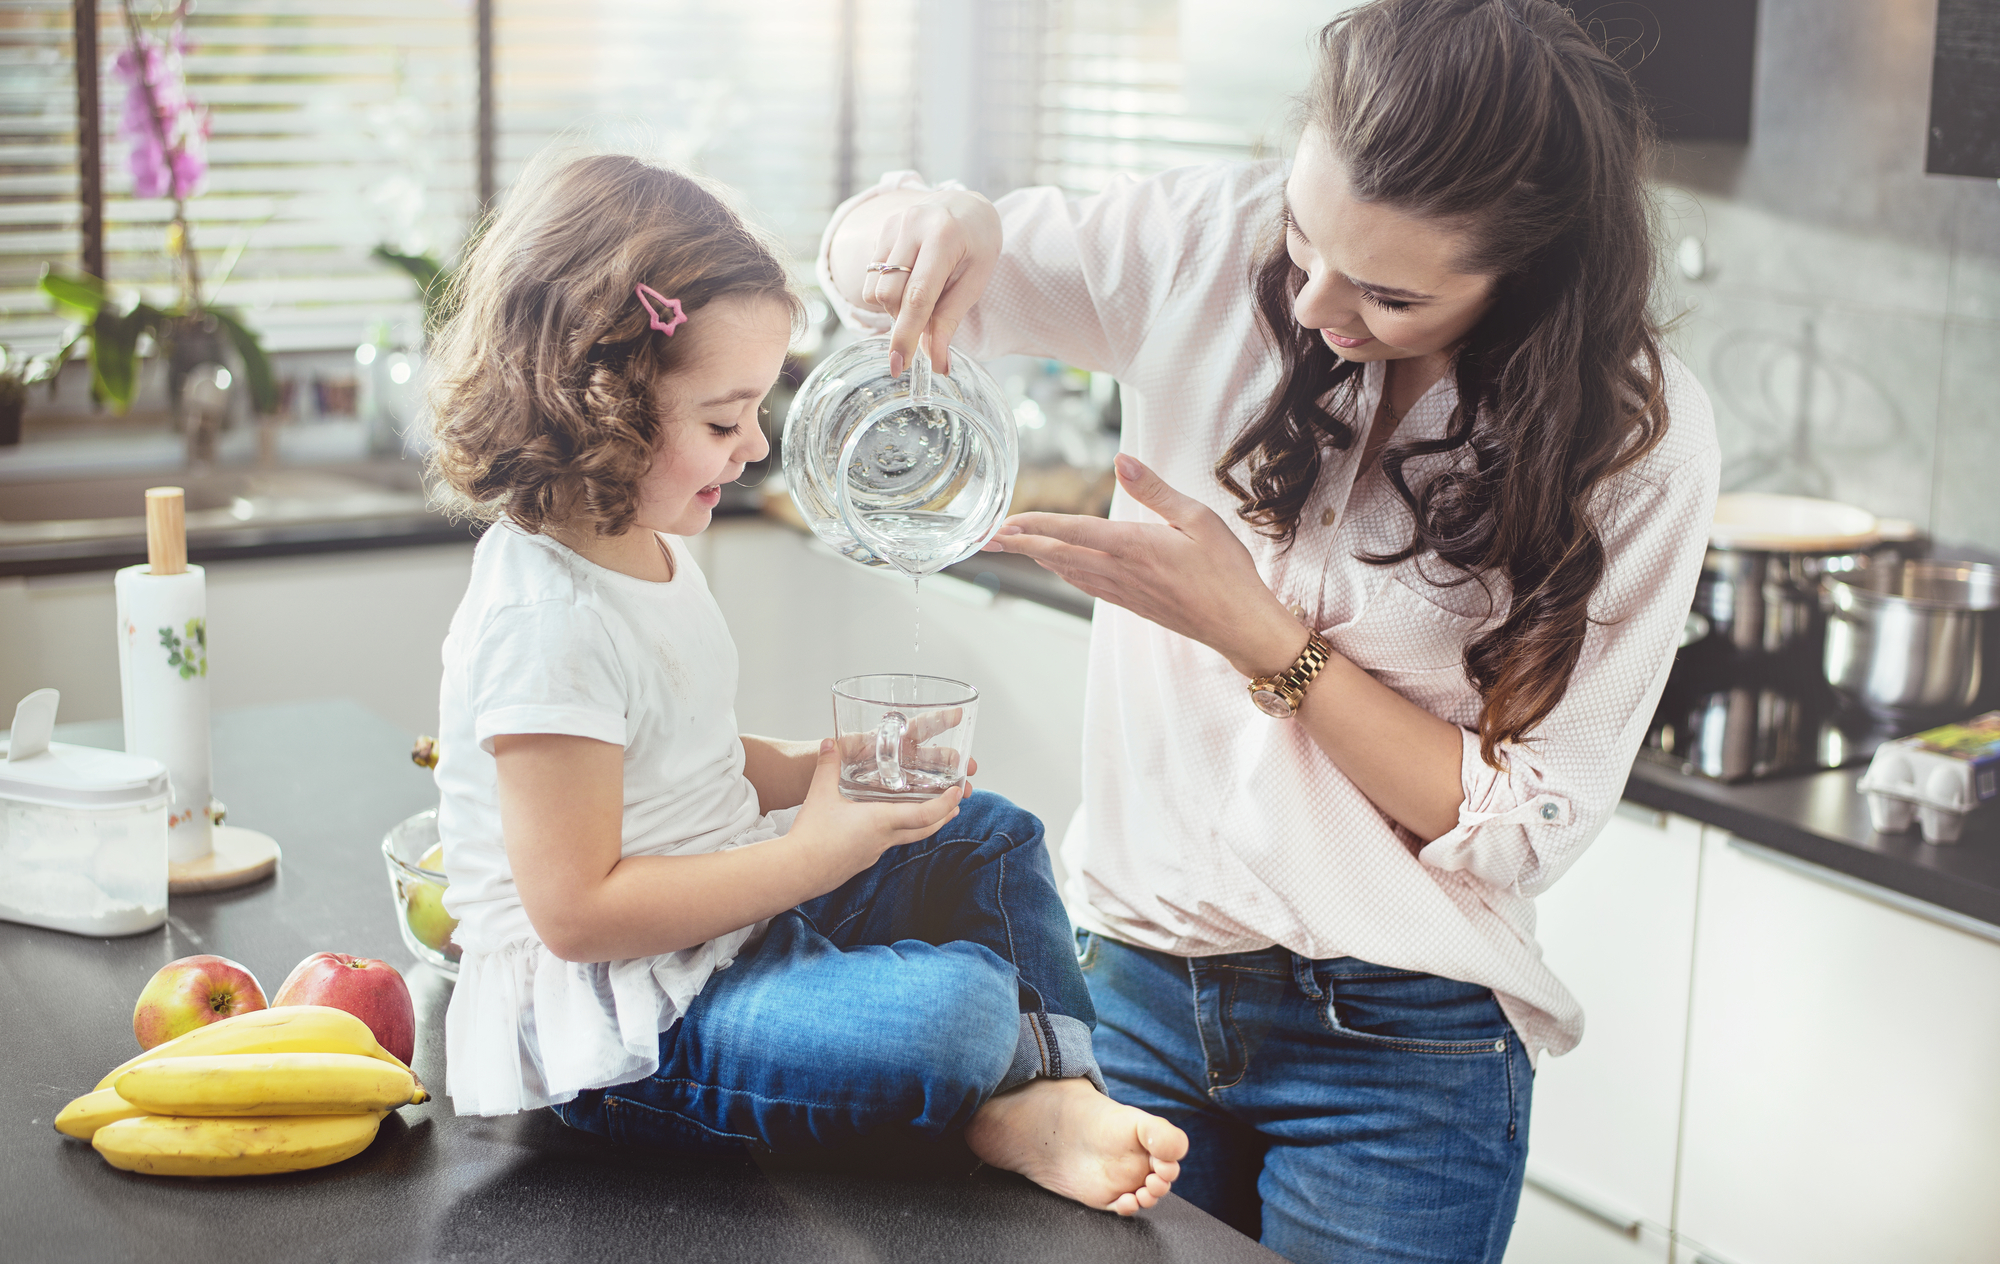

{"left": 1698, "top": 547, "right": 1843, "bottom": 656}
{"left": 1823, "top": 560, "right": 2000, "bottom": 718}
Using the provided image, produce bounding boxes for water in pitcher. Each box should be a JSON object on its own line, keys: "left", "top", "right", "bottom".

{"left": 856, "top": 510, "right": 967, "bottom": 577}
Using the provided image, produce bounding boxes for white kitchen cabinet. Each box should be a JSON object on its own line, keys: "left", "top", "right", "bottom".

{"left": 0, "top": 542, "right": 476, "bottom": 738}
{"left": 1505, "top": 1178, "right": 1673, "bottom": 1264}
{"left": 700, "top": 519, "right": 1093, "bottom": 874}
{"left": 1512, "top": 803, "right": 1702, "bottom": 1241}
{"left": 1674, "top": 831, "right": 2000, "bottom": 1264}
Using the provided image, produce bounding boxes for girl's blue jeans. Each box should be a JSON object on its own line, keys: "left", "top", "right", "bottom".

{"left": 551, "top": 791, "right": 1101, "bottom": 1156}
{"left": 1080, "top": 932, "right": 1531, "bottom": 1264}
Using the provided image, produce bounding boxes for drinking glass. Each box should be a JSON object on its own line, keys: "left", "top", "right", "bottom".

{"left": 832, "top": 674, "right": 979, "bottom": 803}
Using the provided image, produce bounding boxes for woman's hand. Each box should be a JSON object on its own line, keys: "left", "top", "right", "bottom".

{"left": 988, "top": 455, "right": 1308, "bottom": 680}
{"left": 790, "top": 740, "right": 964, "bottom": 878}
{"left": 830, "top": 187, "right": 1001, "bottom": 378}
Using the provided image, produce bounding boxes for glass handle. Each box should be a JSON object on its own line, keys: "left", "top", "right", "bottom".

{"left": 875, "top": 711, "right": 909, "bottom": 793}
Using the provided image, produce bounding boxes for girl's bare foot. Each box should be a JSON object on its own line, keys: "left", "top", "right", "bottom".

{"left": 965, "top": 1077, "right": 1190, "bottom": 1215}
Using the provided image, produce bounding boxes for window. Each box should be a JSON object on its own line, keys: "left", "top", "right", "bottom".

{"left": 2, "top": 0, "right": 477, "bottom": 357}
{"left": 1027, "top": 0, "right": 1329, "bottom": 195}
{"left": 493, "top": 0, "right": 919, "bottom": 260}
{"left": 2, "top": 1, "right": 1322, "bottom": 362}
{"left": 1, "top": 1, "right": 88, "bottom": 356}
{"left": 4, "top": 0, "right": 938, "bottom": 361}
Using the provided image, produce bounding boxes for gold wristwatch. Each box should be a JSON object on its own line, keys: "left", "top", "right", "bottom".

{"left": 1248, "top": 631, "right": 1334, "bottom": 719}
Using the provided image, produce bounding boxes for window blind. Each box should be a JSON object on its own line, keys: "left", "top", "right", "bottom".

{"left": 4, "top": 0, "right": 924, "bottom": 358}
{"left": 1030, "top": 0, "right": 1256, "bottom": 195}
{"left": 492, "top": 0, "right": 919, "bottom": 261}
{"left": 1026, "top": 0, "right": 1333, "bottom": 195}
{"left": 0, "top": 0, "right": 85, "bottom": 356}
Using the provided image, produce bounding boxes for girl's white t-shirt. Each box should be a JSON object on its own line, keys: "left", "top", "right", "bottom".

{"left": 434, "top": 521, "right": 796, "bottom": 1116}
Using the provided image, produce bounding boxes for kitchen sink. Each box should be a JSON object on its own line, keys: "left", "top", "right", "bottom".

{"left": 0, "top": 462, "right": 440, "bottom": 551}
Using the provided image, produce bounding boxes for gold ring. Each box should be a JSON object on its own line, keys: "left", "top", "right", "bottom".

{"left": 866, "top": 263, "right": 913, "bottom": 275}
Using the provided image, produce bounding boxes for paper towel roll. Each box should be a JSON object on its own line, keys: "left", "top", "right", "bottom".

{"left": 115, "top": 564, "right": 213, "bottom": 864}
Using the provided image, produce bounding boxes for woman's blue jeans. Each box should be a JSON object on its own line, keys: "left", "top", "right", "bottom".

{"left": 1080, "top": 932, "right": 1531, "bottom": 1264}
{"left": 551, "top": 792, "right": 1100, "bottom": 1156}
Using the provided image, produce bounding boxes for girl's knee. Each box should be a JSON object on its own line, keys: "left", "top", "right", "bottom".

{"left": 887, "top": 943, "right": 1018, "bottom": 1085}
{"left": 957, "top": 791, "right": 1046, "bottom": 853}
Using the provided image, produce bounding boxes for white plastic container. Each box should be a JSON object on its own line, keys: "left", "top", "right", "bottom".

{"left": 0, "top": 689, "right": 171, "bottom": 936}
{"left": 1857, "top": 711, "right": 2000, "bottom": 845}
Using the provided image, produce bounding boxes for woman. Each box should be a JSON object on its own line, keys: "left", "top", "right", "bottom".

{"left": 821, "top": 0, "right": 1718, "bottom": 1259}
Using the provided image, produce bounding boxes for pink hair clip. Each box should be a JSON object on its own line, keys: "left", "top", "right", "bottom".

{"left": 635, "top": 284, "right": 686, "bottom": 337}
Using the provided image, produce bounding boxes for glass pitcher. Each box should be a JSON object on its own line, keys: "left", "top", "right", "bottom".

{"left": 782, "top": 336, "right": 1017, "bottom": 577}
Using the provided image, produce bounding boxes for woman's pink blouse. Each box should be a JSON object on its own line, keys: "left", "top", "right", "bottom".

{"left": 819, "top": 163, "right": 1720, "bottom": 1057}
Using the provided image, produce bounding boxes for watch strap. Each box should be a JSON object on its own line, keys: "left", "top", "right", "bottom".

{"left": 1251, "top": 630, "right": 1334, "bottom": 717}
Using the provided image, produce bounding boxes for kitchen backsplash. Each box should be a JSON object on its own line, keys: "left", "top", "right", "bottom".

{"left": 1647, "top": 0, "right": 1998, "bottom": 553}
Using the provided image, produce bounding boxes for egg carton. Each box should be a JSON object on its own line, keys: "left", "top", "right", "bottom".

{"left": 1857, "top": 712, "right": 2000, "bottom": 845}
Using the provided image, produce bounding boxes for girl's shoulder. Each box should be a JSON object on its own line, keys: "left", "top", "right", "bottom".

{"left": 448, "top": 524, "right": 619, "bottom": 657}
{"left": 465, "top": 521, "right": 592, "bottom": 609}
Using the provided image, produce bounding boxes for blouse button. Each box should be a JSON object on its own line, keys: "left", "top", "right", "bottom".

{"left": 1320, "top": 508, "right": 1337, "bottom": 527}
{"left": 1289, "top": 604, "right": 1307, "bottom": 620}
{"left": 1540, "top": 802, "right": 1559, "bottom": 821}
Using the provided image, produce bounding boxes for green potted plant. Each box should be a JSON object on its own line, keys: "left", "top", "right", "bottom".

{"left": 371, "top": 246, "right": 455, "bottom": 342}
{"left": 37, "top": 1, "right": 277, "bottom": 451}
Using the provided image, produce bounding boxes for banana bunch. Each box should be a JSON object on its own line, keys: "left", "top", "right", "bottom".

{"left": 54, "top": 1005, "right": 428, "bottom": 1177}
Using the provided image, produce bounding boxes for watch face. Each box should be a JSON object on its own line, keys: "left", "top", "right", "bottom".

{"left": 1251, "top": 688, "right": 1295, "bottom": 719}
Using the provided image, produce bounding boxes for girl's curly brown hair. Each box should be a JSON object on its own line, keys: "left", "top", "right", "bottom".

{"left": 426, "top": 152, "right": 802, "bottom": 536}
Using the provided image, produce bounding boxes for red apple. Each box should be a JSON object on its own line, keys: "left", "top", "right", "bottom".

{"left": 272, "top": 952, "right": 416, "bottom": 1064}
{"left": 132, "top": 954, "right": 268, "bottom": 1050}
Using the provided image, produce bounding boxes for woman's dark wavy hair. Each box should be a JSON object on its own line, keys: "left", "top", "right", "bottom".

{"left": 1217, "top": 0, "right": 1668, "bottom": 765}
{"left": 427, "top": 152, "right": 801, "bottom": 536}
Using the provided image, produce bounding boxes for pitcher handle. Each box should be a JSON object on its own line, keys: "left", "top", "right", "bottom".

{"left": 875, "top": 711, "right": 909, "bottom": 793}
{"left": 910, "top": 338, "right": 932, "bottom": 405}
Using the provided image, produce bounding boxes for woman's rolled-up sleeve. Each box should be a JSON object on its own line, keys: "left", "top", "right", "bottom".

{"left": 1416, "top": 447, "right": 1719, "bottom": 896}
{"left": 816, "top": 166, "right": 1221, "bottom": 377}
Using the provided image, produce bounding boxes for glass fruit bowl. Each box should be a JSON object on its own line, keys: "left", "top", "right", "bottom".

{"left": 381, "top": 809, "right": 459, "bottom": 977}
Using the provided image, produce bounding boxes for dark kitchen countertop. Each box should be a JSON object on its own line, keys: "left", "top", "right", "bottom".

{"left": 942, "top": 547, "right": 1095, "bottom": 620}
{"left": 1624, "top": 757, "right": 2000, "bottom": 933}
{"left": 1, "top": 701, "right": 1273, "bottom": 1264}
{"left": 750, "top": 506, "right": 1098, "bottom": 619}
{"left": 0, "top": 510, "right": 483, "bottom": 577}
{"left": 0, "top": 453, "right": 1105, "bottom": 625}
{"left": 0, "top": 458, "right": 485, "bottom": 579}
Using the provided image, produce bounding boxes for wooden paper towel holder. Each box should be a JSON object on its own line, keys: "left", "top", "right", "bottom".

{"left": 146, "top": 487, "right": 282, "bottom": 895}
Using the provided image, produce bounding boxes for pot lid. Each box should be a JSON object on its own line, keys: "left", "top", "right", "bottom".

{"left": 1708, "top": 493, "right": 1881, "bottom": 553}
{"left": 0, "top": 689, "right": 169, "bottom": 809}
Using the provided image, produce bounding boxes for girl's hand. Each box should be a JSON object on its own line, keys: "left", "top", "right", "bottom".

{"left": 987, "top": 455, "right": 1309, "bottom": 680}
{"left": 791, "top": 740, "right": 964, "bottom": 880}
{"left": 860, "top": 189, "right": 1002, "bottom": 378}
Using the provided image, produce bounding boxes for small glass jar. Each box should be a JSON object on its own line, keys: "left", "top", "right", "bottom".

{"left": 1, "top": 738, "right": 171, "bottom": 936}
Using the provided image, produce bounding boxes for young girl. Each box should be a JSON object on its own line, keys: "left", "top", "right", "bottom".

{"left": 421, "top": 151, "right": 1186, "bottom": 1214}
